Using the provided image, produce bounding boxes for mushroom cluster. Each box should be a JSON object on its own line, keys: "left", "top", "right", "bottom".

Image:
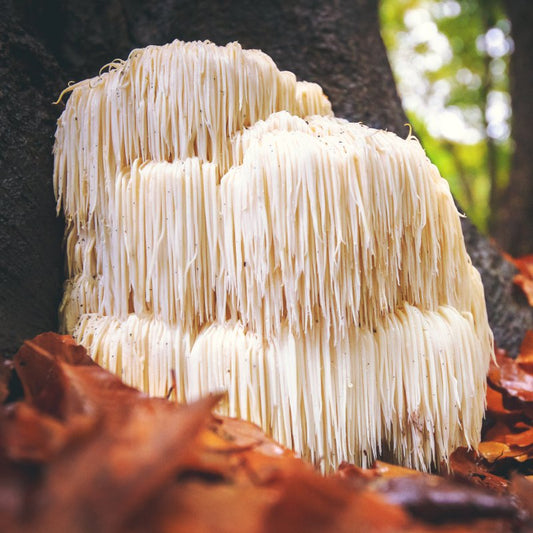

{"left": 54, "top": 40, "right": 493, "bottom": 472}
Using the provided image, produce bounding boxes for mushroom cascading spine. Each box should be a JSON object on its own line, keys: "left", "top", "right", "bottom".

{"left": 54, "top": 40, "right": 493, "bottom": 472}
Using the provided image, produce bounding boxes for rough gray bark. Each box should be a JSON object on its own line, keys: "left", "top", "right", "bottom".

{"left": 13, "top": 0, "right": 408, "bottom": 133}
{"left": 1, "top": 0, "right": 532, "bottom": 356}
{"left": 0, "top": 11, "right": 65, "bottom": 356}
{"left": 461, "top": 217, "right": 532, "bottom": 355}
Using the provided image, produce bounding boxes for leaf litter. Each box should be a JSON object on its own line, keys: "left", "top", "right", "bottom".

{"left": 3, "top": 252, "right": 533, "bottom": 532}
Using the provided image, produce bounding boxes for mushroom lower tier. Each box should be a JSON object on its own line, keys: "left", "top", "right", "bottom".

{"left": 72, "top": 303, "right": 490, "bottom": 472}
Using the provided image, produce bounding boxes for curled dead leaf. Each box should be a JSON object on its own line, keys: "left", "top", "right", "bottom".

{"left": 511, "top": 255, "right": 533, "bottom": 278}
{"left": 0, "top": 360, "right": 13, "bottom": 404}
{"left": 509, "top": 254, "right": 533, "bottom": 306}
{"left": 504, "top": 425, "right": 533, "bottom": 448}
{"left": 372, "top": 475, "right": 518, "bottom": 524}
{"left": 516, "top": 331, "right": 533, "bottom": 373}
{"left": 478, "top": 441, "right": 510, "bottom": 463}
{"left": 449, "top": 448, "right": 509, "bottom": 493}
{"left": 1, "top": 333, "right": 530, "bottom": 532}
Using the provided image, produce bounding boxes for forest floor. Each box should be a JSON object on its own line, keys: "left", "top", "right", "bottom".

{"left": 1, "top": 256, "right": 533, "bottom": 532}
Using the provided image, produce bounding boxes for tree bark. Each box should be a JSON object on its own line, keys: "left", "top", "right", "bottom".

{"left": 12, "top": 0, "right": 409, "bottom": 133}
{"left": 1, "top": 0, "right": 532, "bottom": 356}
{"left": 0, "top": 8, "right": 65, "bottom": 356}
{"left": 492, "top": 0, "right": 533, "bottom": 256}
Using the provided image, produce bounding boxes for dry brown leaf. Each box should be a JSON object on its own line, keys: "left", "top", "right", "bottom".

{"left": 336, "top": 460, "right": 422, "bottom": 482}
{"left": 504, "top": 425, "right": 533, "bottom": 448}
{"left": 485, "top": 387, "right": 522, "bottom": 422}
{"left": 1, "top": 333, "right": 529, "bottom": 532}
{"left": 511, "top": 255, "right": 533, "bottom": 279}
{"left": 449, "top": 448, "right": 509, "bottom": 493}
{"left": 370, "top": 475, "right": 518, "bottom": 524}
{"left": 516, "top": 331, "right": 533, "bottom": 373}
{"left": 513, "top": 274, "right": 533, "bottom": 306}
{"left": 499, "top": 361, "right": 533, "bottom": 403}
{"left": 0, "top": 360, "right": 13, "bottom": 404}
{"left": 487, "top": 347, "right": 509, "bottom": 391}
{"left": 487, "top": 343, "right": 533, "bottom": 404}
{"left": 262, "top": 472, "right": 413, "bottom": 533}
{"left": 484, "top": 420, "right": 522, "bottom": 444}
{"left": 1, "top": 334, "right": 219, "bottom": 532}
{"left": 509, "top": 254, "right": 533, "bottom": 306}
{"left": 478, "top": 441, "right": 511, "bottom": 463}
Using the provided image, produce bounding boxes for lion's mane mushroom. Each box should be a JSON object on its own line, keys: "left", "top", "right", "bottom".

{"left": 54, "top": 40, "right": 493, "bottom": 472}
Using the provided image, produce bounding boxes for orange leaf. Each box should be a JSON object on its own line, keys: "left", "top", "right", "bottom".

{"left": 512, "top": 254, "right": 533, "bottom": 278}
{"left": 371, "top": 460, "right": 423, "bottom": 478}
{"left": 505, "top": 426, "right": 533, "bottom": 448}
{"left": 1, "top": 333, "right": 528, "bottom": 531}
{"left": 487, "top": 347, "right": 508, "bottom": 390}
{"left": 449, "top": 447, "right": 509, "bottom": 493}
{"left": 516, "top": 330, "right": 533, "bottom": 373}
{"left": 484, "top": 420, "right": 513, "bottom": 443}
{"left": 489, "top": 345, "right": 533, "bottom": 403}
{"left": 486, "top": 387, "right": 519, "bottom": 419}
{"left": 500, "top": 361, "right": 533, "bottom": 402}
{"left": 478, "top": 441, "right": 510, "bottom": 463}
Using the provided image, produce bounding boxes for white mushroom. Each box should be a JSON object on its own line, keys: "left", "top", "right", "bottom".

{"left": 54, "top": 40, "right": 493, "bottom": 472}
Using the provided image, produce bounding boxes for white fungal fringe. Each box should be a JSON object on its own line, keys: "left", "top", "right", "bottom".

{"left": 73, "top": 304, "right": 489, "bottom": 473}
{"left": 61, "top": 158, "right": 219, "bottom": 329}
{"left": 60, "top": 113, "right": 492, "bottom": 347}
{"left": 75, "top": 313, "right": 193, "bottom": 398}
{"left": 54, "top": 40, "right": 331, "bottom": 223}
{"left": 55, "top": 40, "right": 493, "bottom": 473}
{"left": 221, "top": 116, "right": 491, "bottom": 341}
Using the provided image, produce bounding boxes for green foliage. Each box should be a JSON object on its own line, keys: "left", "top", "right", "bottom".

{"left": 380, "top": 0, "right": 512, "bottom": 232}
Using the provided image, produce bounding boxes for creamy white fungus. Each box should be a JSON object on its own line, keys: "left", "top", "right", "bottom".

{"left": 54, "top": 39, "right": 493, "bottom": 472}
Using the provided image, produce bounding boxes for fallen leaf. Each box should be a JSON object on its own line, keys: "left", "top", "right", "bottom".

{"left": 35, "top": 395, "right": 216, "bottom": 533}
{"left": 371, "top": 461, "right": 424, "bottom": 479}
{"left": 263, "top": 471, "right": 413, "bottom": 533}
{"left": 511, "top": 255, "right": 533, "bottom": 279}
{"left": 516, "top": 331, "right": 533, "bottom": 373}
{"left": 485, "top": 387, "right": 522, "bottom": 423}
{"left": 1, "top": 333, "right": 529, "bottom": 532}
{"left": 0, "top": 402, "right": 94, "bottom": 463}
{"left": 505, "top": 426, "right": 533, "bottom": 448}
{"left": 449, "top": 448, "right": 509, "bottom": 493}
{"left": 488, "top": 344, "right": 533, "bottom": 403}
{"left": 372, "top": 475, "right": 518, "bottom": 524}
{"left": 0, "top": 360, "right": 13, "bottom": 404}
{"left": 500, "top": 361, "right": 533, "bottom": 403}
{"left": 478, "top": 441, "right": 510, "bottom": 463}
{"left": 487, "top": 347, "right": 508, "bottom": 390}
{"left": 2, "top": 334, "right": 219, "bottom": 532}
{"left": 509, "top": 254, "right": 533, "bottom": 306}
{"left": 510, "top": 474, "right": 533, "bottom": 528}
{"left": 336, "top": 460, "right": 422, "bottom": 483}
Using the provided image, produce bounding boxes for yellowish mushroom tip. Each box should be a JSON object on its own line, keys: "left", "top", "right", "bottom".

{"left": 53, "top": 39, "right": 493, "bottom": 473}
{"left": 52, "top": 81, "right": 76, "bottom": 105}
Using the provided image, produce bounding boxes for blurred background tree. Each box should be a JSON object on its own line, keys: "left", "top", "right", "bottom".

{"left": 380, "top": 0, "right": 511, "bottom": 233}
{"left": 380, "top": 0, "right": 532, "bottom": 255}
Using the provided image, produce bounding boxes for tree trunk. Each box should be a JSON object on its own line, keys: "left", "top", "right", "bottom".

{"left": 1, "top": 0, "right": 531, "bottom": 356}
{"left": 492, "top": 0, "right": 533, "bottom": 256}
{"left": 0, "top": 7, "right": 65, "bottom": 356}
